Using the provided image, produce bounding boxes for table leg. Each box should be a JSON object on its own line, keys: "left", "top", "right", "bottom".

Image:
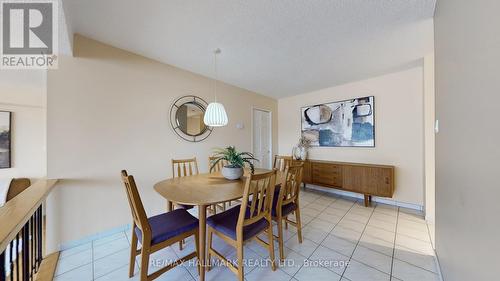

{"left": 198, "top": 205, "right": 207, "bottom": 281}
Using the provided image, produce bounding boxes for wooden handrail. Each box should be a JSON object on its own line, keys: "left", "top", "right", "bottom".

{"left": 0, "top": 179, "right": 58, "bottom": 253}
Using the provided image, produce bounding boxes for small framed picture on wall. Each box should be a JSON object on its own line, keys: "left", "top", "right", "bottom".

{"left": 0, "top": 111, "right": 12, "bottom": 169}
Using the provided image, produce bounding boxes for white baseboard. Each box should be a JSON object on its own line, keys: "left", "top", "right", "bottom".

{"left": 304, "top": 184, "right": 424, "bottom": 211}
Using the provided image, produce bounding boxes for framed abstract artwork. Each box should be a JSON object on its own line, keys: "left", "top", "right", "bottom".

{"left": 301, "top": 96, "right": 375, "bottom": 147}
{"left": 0, "top": 111, "right": 11, "bottom": 168}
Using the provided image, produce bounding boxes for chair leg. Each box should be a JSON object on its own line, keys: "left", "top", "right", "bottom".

{"left": 194, "top": 231, "right": 201, "bottom": 276}
{"left": 277, "top": 218, "right": 285, "bottom": 262}
{"left": 129, "top": 229, "right": 137, "bottom": 277}
{"left": 237, "top": 239, "right": 244, "bottom": 281}
{"left": 139, "top": 245, "right": 150, "bottom": 281}
{"left": 207, "top": 229, "right": 213, "bottom": 272}
{"left": 284, "top": 215, "right": 288, "bottom": 229}
{"left": 267, "top": 217, "right": 276, "bottom": 271}
{"left": 295, "top": 207, "right": 303, "bottom": 244}
{"left": 179, "top": 239, "right": 184, "bottom": 251}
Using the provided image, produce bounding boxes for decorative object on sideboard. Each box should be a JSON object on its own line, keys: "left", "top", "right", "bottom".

{"left": 210, "top": 146, "right": 258, "bottom": 180}
{"left": 292, "top": 136, "right": 311, "bottom": 160}
{"left": 0, "top": 111, "right": 11, "bottom": 169}
{"left": 301, "top": 96, "right": 375, "bottom": 147}
{"left": 170, "top": 95, "right": 213, "bottom": 142}
{"left": 204, "top": 48, "right": 229, "bottom": 127}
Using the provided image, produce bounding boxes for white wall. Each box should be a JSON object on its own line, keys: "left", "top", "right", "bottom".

{"left": 278, "top": 66, "right": 425, "bottom": 206}
{"left": 45, "top": 35, "right": 278, "bottom": 251}
{"left": 434, "top": 1, "right": 500, "bottom": 280}
{"left": 0, "top": 70, "right": 47, "bottom": 180}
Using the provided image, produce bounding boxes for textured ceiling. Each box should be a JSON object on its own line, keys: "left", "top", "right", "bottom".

{"left": 62, "top": 0, "right": 436, "bottom": 98}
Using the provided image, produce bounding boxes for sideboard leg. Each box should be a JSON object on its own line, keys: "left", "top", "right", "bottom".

{"left": 364, "top": 195, "right": 370, "bottom": 207}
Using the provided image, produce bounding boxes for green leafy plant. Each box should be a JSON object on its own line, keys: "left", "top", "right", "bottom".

{"left": 210, "top": 146, "right": 258, "bottom": 174}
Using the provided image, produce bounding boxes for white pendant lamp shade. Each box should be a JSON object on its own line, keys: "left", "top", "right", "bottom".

{"left": 204, "top": 102, "right": 228, "bottom": 127}
{"left": 204, "top": 48, "right": 229, "bottom": 127}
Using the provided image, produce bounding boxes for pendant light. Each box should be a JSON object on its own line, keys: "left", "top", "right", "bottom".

{"left": 204, "top": 48, "right": 228, "bottom": 127}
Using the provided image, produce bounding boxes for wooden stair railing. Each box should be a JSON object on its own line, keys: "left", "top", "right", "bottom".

{"left": 0, "top": 179, "right": 58, "bottom": 281}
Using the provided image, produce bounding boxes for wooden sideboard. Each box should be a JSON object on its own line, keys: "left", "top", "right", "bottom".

{"left": 293, "top": 159, "right": 395, "bottom": 207}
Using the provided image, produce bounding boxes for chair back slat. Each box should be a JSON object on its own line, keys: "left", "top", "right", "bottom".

{"left": 279, "top": 164, "right": 303, "bottom": 206}
{"left": 172, "top": 157, "right": 199, "bottom": 178}
{"left": 273, "top": 155, "right": 293, "bottom": 172}
{"left": 238, "top": 170, "right": 277, "bottom": 228}
{"left": 208, "top": 156, "right": 228, "bottom": 173}
{"left": 121, "top": 170, "right": 150, "bottom": 235}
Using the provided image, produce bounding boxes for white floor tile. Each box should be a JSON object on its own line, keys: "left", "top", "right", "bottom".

{"left": 330, "top": 226, "right": 362, "bottom": 243}
{"left": 93, "top": 236, "right": 130, "bottom": 260}
{"left": 284, "top": 236, "right": 319, "bottom": 258}
{"left": 54, "top": 263, "right": 93, "bottom": 281}
{"left": 367, "top": 218, "right": 397, "bottom": 233}
{"left": 93, "top": 248, "right": 130, "bottom": 279}
{"left": 392, "top": 259, "right": 440, "bottom": 281}
{"left": 363, "top": 226, "right": 395, "bottom": 244}
{"left": 94, "top": 231, "right": 127, "bottom": 247}
{"left": 95, "top": 264, "right": 139, "bottom": 281}
{"left": 246, "top": 266, "right": 292, "bottom": 281}
{"left": 351, "top": 246, "right": 392, "bottom": 274}
{"left": 343, "top": 260, "right": 390, "bottom": 281}
{"left": 55, "top": 248, "right": 92, "bottom": 276}
{"left": 59, "top": 242, "right": 92, "bottom": 259}
{"left": 301, "top": 225, "right": 329, "bottom": 244}
{"left": 294, "top": 265, "right": 341, "bottom": 281}
{"left": 309, "top": 245, "right": 349, "bottom": 275}
{"left": 321, "top": 234, "right": 357, "bottom": 257}
{"left": 394, "top": 244, "right": 438, "bottom": 273}
{"left": 395, "top": 234, "right": 434, "bottom": 255}
{"left": 358, "top": 234, "right": 394, "bottom": 257}
{"left": 278, "top": 250, "right": 306, "bottom": 276}
{"left": 336, "top": 219, "right": 366, "bottom": 233}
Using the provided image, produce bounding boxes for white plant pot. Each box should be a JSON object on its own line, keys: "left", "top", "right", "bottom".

{"left": 222, "top": 166, "right": 244, "bottom": 180}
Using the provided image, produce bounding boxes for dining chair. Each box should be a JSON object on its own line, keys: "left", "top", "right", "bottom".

{"left": 6, "top": 178, "right": 31, "bottom": 201}
{"left": 121, "top": 170, "right": 201, "bottom": 281}
{"left": 206, "top": 170, "right": 277, "bottom": 281}
{"left": 272, "top": 164, "right": 304, "bottom": 261}
{"left": 171, "top": 157, "right": 199, "bottom": 250}
{"left": 273, "top": 155, "right": 293, "bottom": 172}
{"left": 171, "top": 158, "right": 200, "bottom": 211}
{"left": 208, "top": 156, "right": 235, "bottom": 211}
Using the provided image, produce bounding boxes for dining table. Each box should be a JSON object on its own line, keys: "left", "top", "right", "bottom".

{"left": 153, "top": 168, "right": 282, "bottom": 281}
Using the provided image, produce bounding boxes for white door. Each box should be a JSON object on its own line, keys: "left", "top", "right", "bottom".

{"left": 252, "top": 109, "right": 272, "bottom": 169}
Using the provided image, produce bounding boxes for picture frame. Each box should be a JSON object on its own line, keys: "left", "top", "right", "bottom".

{"left": 301, "top": 96, "right": 375, "bottom": 147}
{"left": 0, "top": 111, "right": 12, "bottom": 168}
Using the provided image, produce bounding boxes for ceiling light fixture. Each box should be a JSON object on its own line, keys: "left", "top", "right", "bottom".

{"left": 204, "top": 48, "right": 228, "bottom": 127}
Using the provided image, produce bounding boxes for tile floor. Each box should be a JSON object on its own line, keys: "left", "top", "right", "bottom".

{"left": 54, "top": 189, "right": 441, "bottom": 281}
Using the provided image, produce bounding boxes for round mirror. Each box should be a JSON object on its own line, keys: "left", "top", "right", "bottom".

{"left": 175, "top": 102, "right": 207, "bottom": 136}
{"left": 170, "top": 95, "right": 213, "bottom": 142}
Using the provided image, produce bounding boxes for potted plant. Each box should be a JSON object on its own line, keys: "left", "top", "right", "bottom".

{"left": 210, "top": 146, "right": 258, "bottom": 180}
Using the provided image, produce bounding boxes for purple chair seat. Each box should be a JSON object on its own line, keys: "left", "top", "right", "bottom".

{"left": 135, "top": 209, "right": 198, "bottom": 245}
{"left": 207, "top": 206, "right": 269, "bottom": 241}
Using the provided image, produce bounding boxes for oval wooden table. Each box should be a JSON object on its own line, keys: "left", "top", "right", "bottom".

{"left": 154, "top": 169, "right": 279, "bottom": 281}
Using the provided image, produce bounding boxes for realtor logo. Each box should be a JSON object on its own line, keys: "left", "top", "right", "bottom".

{"left": 1, "top": 0, "right": 58, "bottom": 69}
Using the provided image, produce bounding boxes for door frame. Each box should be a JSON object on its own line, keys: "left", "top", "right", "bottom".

{"left": 251, "top": 107, "right": 273, "bottom": 169}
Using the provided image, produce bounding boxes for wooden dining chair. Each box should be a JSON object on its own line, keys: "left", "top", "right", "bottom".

{"left": 208, "top": 156, "right": 235, "bottom": 211}
{"left": 273, "top": 155, "right": 293, "bottom": 172}
{"left": 121, "top": 170, "right": 200, "bottom": 281}
{"left": 271, "top": 164, "right": 304, "bottom": 261}
{"left": 171, "top": 157, "right": 199, "bottom": 249}
{"left": 206, "top": 170, "right": 277, "bottom": 281}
